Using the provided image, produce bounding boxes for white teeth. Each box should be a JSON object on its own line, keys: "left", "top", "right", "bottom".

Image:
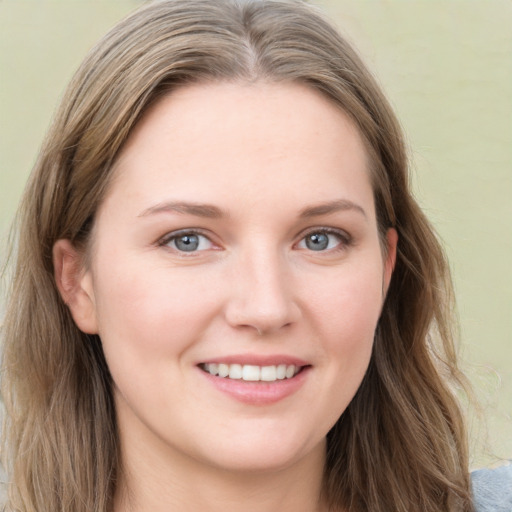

{"left": 261, "top": 365, "right": 276, "bottom": 382}
{"left": 242, "top": 365, "right": 260, "bottom": 381}
{"left": 202, "top": 363, "right": 301, "bottom": 382}
{"left": 218, "top": 363, "right": 229, "bottom": 378}
{"left": 228, "top": 364, "right": 242, "bottom": 379}
{"left": 285, "top": 365, "right": 296, "bottom": 379}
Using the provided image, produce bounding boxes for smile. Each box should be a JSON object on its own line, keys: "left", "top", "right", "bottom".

{"left": 200, "top": 363, "right": 302, "bottom": 382}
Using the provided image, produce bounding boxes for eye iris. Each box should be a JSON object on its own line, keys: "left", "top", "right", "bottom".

{"left": 305, "top": 233, "right": 329, "bottom": 251}
{"left": 175, "top": 234, "right": 199, "bottom": 251}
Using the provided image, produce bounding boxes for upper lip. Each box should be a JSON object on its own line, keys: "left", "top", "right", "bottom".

{"left": 197, "top": 354, "right": 310, "bottom": 367}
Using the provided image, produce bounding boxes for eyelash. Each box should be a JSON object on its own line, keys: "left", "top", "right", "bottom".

{"left": 158, "top": 229, "right": 215, "bottom": 253}
{"left": 296, "top": 227, "right": 353, "bottom": 253}
{"left": 157, "top": 227, "right": 353, "bottom": 254}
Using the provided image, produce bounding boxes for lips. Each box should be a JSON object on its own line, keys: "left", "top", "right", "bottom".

{"left": 197, "top": 355, "right": 311, "bottom": 405}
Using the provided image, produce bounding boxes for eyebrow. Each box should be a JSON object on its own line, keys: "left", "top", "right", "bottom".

{"left": 138, "top": 201, "right": 225, "bottom": 219}
{"left": 299, "top": 199, "right": 367, "bottom": 220}
{"left": 138, "top": 198, "right": 367, "bottom": 220}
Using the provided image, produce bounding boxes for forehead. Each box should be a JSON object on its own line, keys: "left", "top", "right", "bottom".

{"left": 104, "top": 81, "right": 374, "bottom": 221}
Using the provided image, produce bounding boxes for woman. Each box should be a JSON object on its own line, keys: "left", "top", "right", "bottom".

{"left": 1, "top": 1, "right": 509, "bottom": 511}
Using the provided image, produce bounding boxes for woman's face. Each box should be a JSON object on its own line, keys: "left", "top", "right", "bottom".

{"left": 65, "top": 82, "right": 396, "bottom": 474}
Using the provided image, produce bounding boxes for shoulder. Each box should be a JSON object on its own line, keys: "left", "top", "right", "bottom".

{"left": 471, "top": 463, "right": 512, "bottom": 512}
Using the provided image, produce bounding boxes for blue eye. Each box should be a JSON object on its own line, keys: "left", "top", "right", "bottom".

{"left": 163, "top": 232, "right": 213, "bottom": 252}
{"left": 298, "top": 230, "right": 347, "bottom": 251}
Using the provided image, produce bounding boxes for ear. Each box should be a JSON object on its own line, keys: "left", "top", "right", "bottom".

{"left": 53, "top": 239, "right": 98, "bottom": 334}
{"left": 383, "top": 227, "right": 398, "bottom": 297}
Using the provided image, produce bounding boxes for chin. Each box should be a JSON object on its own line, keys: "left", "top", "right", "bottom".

{"left": 194, "top": 431, "right": 326, "bottom": 475}
{"left": 205, "top": 451, "right": 309, "bottom": 474}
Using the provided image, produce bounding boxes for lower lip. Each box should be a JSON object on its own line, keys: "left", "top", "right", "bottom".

{"left": 198, "top": 367, "right": 311, "bottom": 405}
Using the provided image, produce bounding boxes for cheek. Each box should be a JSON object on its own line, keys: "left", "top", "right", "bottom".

{"left": 306, "top": 263, "right": 383, "bottom": 391}
{"left": 310, "top": 264, "right": 383, "bottom": 343}
{"left": 91, "top": 258, "right": 220, "bottom": 362}
{"left": 91, "top": 261, "right": 223, "bottom": 420}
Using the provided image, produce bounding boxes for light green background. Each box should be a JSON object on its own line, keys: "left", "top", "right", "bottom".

{"left": 1, "top": 1, "right": 511, "bottom": 465}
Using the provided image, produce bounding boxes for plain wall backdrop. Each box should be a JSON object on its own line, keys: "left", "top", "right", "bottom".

{"left": 1, "top": 0, "right": 511, "bottom": 465}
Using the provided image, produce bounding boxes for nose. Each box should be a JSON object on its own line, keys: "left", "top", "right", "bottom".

{"left": 224, "top": 247, "right": 302, "bottom": 336}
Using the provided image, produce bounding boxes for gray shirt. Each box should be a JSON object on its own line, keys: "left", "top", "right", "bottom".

{"left": 472, "top": 463, "right": 512, "bottom": 512}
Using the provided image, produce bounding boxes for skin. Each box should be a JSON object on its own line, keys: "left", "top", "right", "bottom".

{"left": 54, "top": 82, "right": 397, "bottom": 512}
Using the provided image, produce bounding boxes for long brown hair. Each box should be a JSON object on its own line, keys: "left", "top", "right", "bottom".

{"left": 1, "top": 1, "right": 473, "bottom": 510}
